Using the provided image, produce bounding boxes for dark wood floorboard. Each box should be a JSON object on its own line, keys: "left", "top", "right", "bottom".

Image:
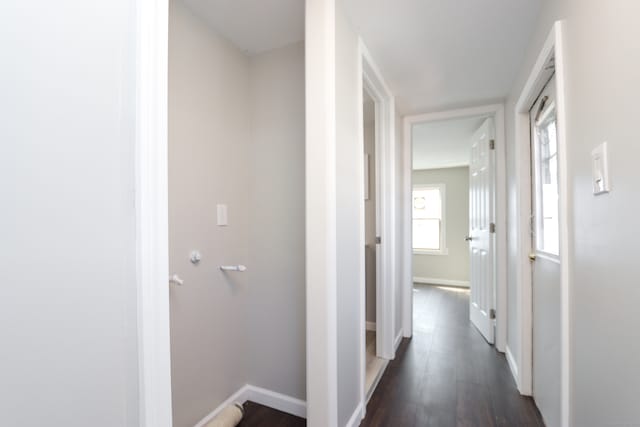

{"left": 238, "top": 285, "right": 544, "bottom": 426}
{"left": 238, "top": 401, "right": 305, "bottom": 427}
{"left": 360, "top": 284, "right": 544, "bottom": 427}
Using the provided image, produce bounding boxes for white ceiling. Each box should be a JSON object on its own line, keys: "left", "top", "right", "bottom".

{"left": 181, "top": 0, "right": 304, "bottom": 55}
{"left": 412, "top": 116, "right": 487, "bottom": 170}
{"left": 342, "top": 0, "right": 541, "bottom": 113}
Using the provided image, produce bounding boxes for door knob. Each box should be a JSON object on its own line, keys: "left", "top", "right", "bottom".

{"left": 465, "top": 236, "right": 473, "bottom": 242}
{"left": 528, "top": 253, "right": 537, "bottom": 261}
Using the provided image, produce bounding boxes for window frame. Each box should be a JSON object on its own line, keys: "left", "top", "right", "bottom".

{"left": 412, "top": 183, "right": 448, "bottom": 256}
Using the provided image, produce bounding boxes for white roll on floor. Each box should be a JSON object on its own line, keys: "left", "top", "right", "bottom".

{"left": 204, "top": 403, "right": 244, "bottom": 427}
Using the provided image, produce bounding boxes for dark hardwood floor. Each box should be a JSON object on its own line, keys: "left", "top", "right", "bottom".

{"left": 238, "top": 401, "right": 305, "bottom": 427}
{"left": 361, "top": 285, "right": 544, "bottom": 427}
{"left": 239, "top": 284, "right": 544, "bottom": 426}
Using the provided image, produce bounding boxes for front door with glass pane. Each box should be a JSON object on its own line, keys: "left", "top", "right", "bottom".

{"left": 530, "top": 75, "right": 561, "bottom": 427}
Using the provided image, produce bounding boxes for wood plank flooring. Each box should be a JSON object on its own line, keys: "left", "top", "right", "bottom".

{"left": 238, "top": 284, "right": 544, "bottom": 426}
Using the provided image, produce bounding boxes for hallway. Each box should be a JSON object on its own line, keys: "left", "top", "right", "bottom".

{"left": 360, "top": 284, "right": 544, "bottom": 426}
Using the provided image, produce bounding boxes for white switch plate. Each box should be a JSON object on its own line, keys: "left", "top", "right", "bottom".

{"left": 217, "top": 204, "right": 228, "bottom": 226}
{"left": 591, "top": 142, "right": 610, "bottom": 195}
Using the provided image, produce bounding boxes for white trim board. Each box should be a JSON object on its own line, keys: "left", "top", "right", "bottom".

{"left": 513, "top": 21, "right": 571, "bottom": 427}
{"left": 194, "top": 385, "right": 307, "bottom": 427}
{"left": 413, "top": 277, "right": 470, "bottom": 288}
{"left": 505, "top": 345, "right": 519, "bottom": 389}
{"left": 135, "top": 0, "right": 172, "bottom": 426}
{"left": 394, "top": 330, "right": 403, "bottom": 352}
{"left": 345, "top": 402, "right": 365, "bottom": 427}
{"left": 358, "top": 37, "right": 398, "bottom": 427}
{"left": 403, "top": 103, "right": 507, "bottom": 354}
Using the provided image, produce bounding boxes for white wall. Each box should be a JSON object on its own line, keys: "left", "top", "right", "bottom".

{"left": 506, "top": 0, "right": 640, "bottom": 425}
{"left": 335, "top": 4, "right": 364, "bottom": 425}
{"left": 169, "top": 2, "right": 306, "bottom": 426}
{"left": 412, "top": 167, "right": 470, "bottom": 284}
{"left": 0, "top": 1, "right": 139, "bottom": 426}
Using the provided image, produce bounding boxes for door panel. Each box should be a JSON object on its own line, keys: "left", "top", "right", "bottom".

{"left": 469, "top": 118, "right": 495, "bottom": 344}
{"left": 530, "top": 75, "right": 561, "bottom": 427}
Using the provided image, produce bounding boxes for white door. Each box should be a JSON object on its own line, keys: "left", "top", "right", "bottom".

{"left": 530, "top": 76, "right": 561, "bottom": 427}
{"left": 468, "top": 118, "right": 495, "bottom": 344}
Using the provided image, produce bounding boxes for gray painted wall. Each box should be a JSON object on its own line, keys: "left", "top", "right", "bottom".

{"left": 0, "top": 1, "right": 139, "bottom": 425}
{"left": 169, "top": 2, "right": 305, "bottom": 426}
{"left": 506, "top": 0, "right": 640, "bottom": 425}
{"left": 364, "top": 120, "right": 377, "bottom": 323}
{"left": 247, "top": 42, "right": 306, "bottom": 400}
{"left": 336, "top": 4, "right": 364, "bottom": 425}
{"left": 412, "top": 167, "right": 470, "bottom": 284}
{"left": 169, "top": 3, "right": 250, "bottom": 425}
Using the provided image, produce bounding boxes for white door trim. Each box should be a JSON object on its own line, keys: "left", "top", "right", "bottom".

{"left": 513, "top": 20, "right": 570, "bottom": 427}
{"left": 305, "top": 0, "right": 339, "bottom": 425}
{"left": 402, "top": 103, "right": 507, "bottom": 354}
{"left": 135, "top": 0, "right": 173, "bottom": 426}
{"left": 356, "top": 38, "right": 397, "bottom": 422}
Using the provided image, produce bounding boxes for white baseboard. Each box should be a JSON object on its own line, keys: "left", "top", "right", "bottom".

{"left": 394, "top": 330, "right": 403, "bottom": 353}
{"left": 413, "top": 276, "right": 470, "bottom": 288}
{"left": 345, "top": 401, "right": 364, "bottom": 427}
{"left": 194, "top": 386, "right": 249, "bottom": 427}
{"left": 505, "top": 345, "right": 519, "bottom": 389}
{"left": 366, "top": 321, "right": 376, "bottom": 331}
{"left": 193, "top": 384, "right": 306, "bottom": 427}
{"left": 243, "top": 385, "right": 306, "bottom": 418}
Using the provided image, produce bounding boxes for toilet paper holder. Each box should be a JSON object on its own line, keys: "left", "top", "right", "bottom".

{"left": 219, "top": 265, "right": 247, "bottom": 272}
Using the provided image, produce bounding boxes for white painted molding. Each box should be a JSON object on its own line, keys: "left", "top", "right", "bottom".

{"left": 513, "top": 20, "right": 570, "bottom": 427}
{"left": 361, "top": 37, "right": 397, "bottom": 362}
{"left": 394, "top": 330, "right": 403, "bottom": 353}
{"left": 194, "top": 386, "right": 250, "bottom": 427}
{"left": 244, "top": 385, "right": 307, "bottom": 419}
{"left": 305, "top": 0, "right": 338, "bottom": 425}
{"left": 505, "top": 345, "right": 520, "bottom": 391}
{"left": 366, "top": 321, "right": 377, "bottom": 331}
{"left": 194, "top": 385, "right": 307, "bottom": 427}
{"left": 413, "top": 277, "right": 470, "bottom": 288}
{"left": 135, "top": 0, "right": 172, "bottom": 426}
{"left": 345, "top": 401, "right": 365, "bottom": 427}
{"left": 403, "top": 103, "right": 507, "bottom": 353}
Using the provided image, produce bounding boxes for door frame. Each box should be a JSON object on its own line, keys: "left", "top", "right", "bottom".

{"left": 357, "top": 38, "right": 398, "bottom": 416}
{"left": 402, "top": 103, "right": 507, "bottom": 353}
{"left": 513, "top": 21, "right": 570, "bottom": 427}
{"left": 135, "top": 0, "right": 173, "bottom": 426}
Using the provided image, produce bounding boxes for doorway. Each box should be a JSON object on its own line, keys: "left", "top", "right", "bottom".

{"left": 530, "top": 74, "right": 561, "bottom": 427}
{"left": 363, "top": 87, "right": 386, "bottom": 399}
{"left": 402, "top": 105, "right": 507, "bottom": 351}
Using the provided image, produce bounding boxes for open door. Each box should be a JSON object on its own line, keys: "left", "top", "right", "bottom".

{"left": 468, "top": 118, "right": 495, "bottom": 344}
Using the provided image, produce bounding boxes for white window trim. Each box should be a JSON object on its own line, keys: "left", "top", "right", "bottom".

{"left": 412, "top": 183, "right": 447, "bottom": 256}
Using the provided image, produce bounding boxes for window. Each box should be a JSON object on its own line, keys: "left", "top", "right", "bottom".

{"left": 534, "top": 105, "right": 560, "bottom": 256}
{"left": 412, "top": 185, "right": 446, "bottom": 254}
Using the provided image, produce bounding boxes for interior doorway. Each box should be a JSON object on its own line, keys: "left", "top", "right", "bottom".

{"left": 362, "top": 87, "right": 386, "bottom": 400}
{"left": 402, "top": 105, "right": 507, "bottom": 351}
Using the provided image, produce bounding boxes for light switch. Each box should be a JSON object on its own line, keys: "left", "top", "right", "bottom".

{"left": 217, "top": 204, "right": 228, "bottom": 226}
{"left": 591, "top": 142, "right": 610, "bottom": 195}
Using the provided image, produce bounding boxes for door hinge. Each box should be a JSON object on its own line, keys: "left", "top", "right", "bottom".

{"left": 490, "top": 222, "right": 496, "bottom": 233}
{"left": 375, "top": 236, "right": 381, "bottom": 244}
{"left": 489, "top": 309, "right": 496, "bottom": 320}
{"left": 489, "top": 139, "right": 495, "bottom": 150}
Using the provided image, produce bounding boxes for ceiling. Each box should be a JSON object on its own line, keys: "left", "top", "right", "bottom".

{"left": 180, "top": 0, "right": 540, "bottom": 113}
{"left": 342, "top": 0, "right": 541, "bottom": 114}
{"left": 181, "top": 0, "right": 304, "bottom": 55}
{"left": 412, "top": 116, "right": 487, "bottom": 170}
